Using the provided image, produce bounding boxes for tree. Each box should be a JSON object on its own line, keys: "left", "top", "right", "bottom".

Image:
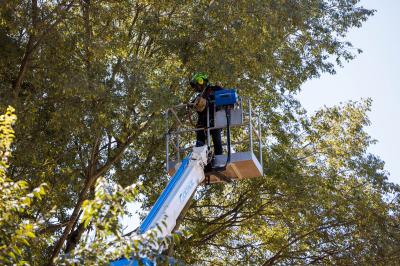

{"left": 2, "top": 0, "right": 399, "bottom": 265}
{"left": 56, "top": 176, "right": 180, "bottom": 266}
{"left": 173, "top": 100, "right": 400, "bottom": 265}
{"left": 0, "top": 108, "right": 176, "bottom": 265}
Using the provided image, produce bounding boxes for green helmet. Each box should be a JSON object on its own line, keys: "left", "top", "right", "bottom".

{"left": 190, "top": 73, "right": 209, "bottom": 88}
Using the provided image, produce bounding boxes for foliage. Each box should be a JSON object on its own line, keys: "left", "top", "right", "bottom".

{"left": 0, "top": 107, "right": 176, "bottom": 265}
{"left": 0, "top": 107, "right": 46, "bottom": 265}
{"left": 176, "top": 100, "right": 400, "bottom": 265}
{"left": 1, "top": 0, "right": 399, "bottom": 265}
{"left": 56, "top": 177, "right": 179, "bottom": 265}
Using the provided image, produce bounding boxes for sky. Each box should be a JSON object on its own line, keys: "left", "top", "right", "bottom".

{"left": 298, "top": 0, "right": 400, "bottom": 184}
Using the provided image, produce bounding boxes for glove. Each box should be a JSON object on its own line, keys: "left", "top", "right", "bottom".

{"left": 193, "top": 96, "right": 207, "bottom": 112}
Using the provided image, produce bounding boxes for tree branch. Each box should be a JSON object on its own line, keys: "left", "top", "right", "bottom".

{"left": 13, "top": 0, "right": 75, "bottom": 99}
{"left": 262, "top": 221, "right": 352, "bottom": 266}
{"left": 48, "top": 115, "right": 154, "bottom": 264}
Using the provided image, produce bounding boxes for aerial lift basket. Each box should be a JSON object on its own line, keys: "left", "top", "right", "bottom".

{"left": 165, "top": 93, "right": 263, "bottom": 183}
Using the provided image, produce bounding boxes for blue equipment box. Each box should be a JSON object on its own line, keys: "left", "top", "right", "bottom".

{"left": 214, "top": 89, "right": 238, "bottom": 106}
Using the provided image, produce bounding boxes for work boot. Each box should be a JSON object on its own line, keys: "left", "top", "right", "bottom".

{"left": 212, "top": 155, "right": 226, "bottom": 169}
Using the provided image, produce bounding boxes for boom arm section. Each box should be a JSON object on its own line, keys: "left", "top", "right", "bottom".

{"left": 110, "top": 145, "right": 209, "bottom": 266}
{"left": 139, "top": 145, "right": 208, "bottom": 237}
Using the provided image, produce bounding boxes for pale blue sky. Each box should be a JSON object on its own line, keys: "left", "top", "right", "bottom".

{"left": 298, "top": 0, "right": 400, "bottom": 184}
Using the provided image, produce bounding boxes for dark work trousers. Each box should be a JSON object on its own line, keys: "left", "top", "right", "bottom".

{"left": 195, "top": 92, "right": 223, "bottom": 155}
{"left": 196, "top": 127, "right": 223, "bottom": 155}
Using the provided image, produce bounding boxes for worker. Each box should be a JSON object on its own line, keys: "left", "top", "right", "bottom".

{"left": 190, "top": 73, "right": 223, "bottom": 156}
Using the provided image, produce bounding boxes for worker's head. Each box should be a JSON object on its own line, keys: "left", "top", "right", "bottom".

{"left": 190, "top": 73, "right": 209, "bottom": 92}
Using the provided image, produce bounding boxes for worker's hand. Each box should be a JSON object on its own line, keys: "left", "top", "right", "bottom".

{"left": 215, "top": 82, "right": 224, "bottom": 87}
{"left": 193, "top": 96, "right": 207, "bottom": 112}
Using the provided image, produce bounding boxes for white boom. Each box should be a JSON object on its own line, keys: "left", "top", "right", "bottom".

{"left": 110, "top": 145, "right": 209, "bottom": 266}
{"left": 138, "top": 145, "right": 208, "bottom": 237}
